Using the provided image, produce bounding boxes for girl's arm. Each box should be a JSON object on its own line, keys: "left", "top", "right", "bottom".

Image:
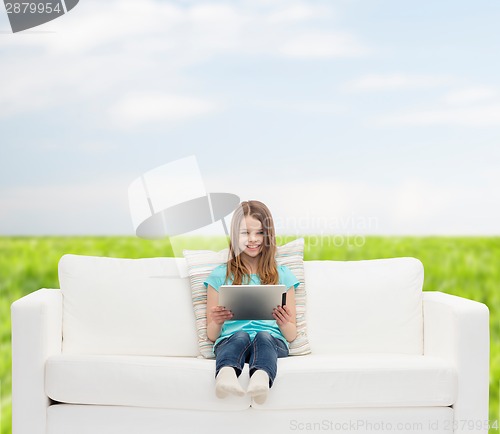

{"left": 206, "top": 285, "right": 233, "bottom": 342}
{"left": 273, "top": 286, "right": 297, "bottom": 342}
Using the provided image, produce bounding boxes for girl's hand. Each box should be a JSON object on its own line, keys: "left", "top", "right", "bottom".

{"left": 272, "top": 304, "right": 294, "bottom": 327}
{"left": 209, "top": 306, "right": 233, "bottom": 325}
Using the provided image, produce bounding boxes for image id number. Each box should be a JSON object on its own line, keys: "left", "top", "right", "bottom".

{"left": 5, "top": 2, "right": 62, "bottom": 14}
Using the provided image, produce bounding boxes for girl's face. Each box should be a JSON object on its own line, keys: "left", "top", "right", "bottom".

{"left": 238, "top": 215, "right": 264, "bottom": 259}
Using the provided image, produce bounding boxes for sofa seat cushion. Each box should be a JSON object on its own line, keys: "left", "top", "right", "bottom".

{"left": 259, "top": 354, "right": 457, "bottom": 409}
{"left": 46, "top": 354, "right": 456, "bottom": 411}
{"left": 46, "top": 355, "right": 250, "bottom": 411}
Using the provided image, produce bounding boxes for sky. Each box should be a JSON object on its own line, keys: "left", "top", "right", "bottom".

{"left": 1, "top": 0, "right": 499, "bottom": 237}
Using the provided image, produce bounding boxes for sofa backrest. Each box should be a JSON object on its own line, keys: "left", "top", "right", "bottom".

{"left": 304, "top": 258, "right": 423, "bottom": 355}
{"left": 59, "top": 254, "right": 199, "bottom": 356}
{"left": 59, "top": 254, "right": 423, "bottom": 356}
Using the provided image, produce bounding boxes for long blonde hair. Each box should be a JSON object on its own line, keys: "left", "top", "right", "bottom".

{"left": 226, "top": 200, "right": 278, "bottom": 285}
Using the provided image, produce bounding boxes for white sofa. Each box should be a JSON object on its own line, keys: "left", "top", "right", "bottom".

{"left": 11, "top": 254, "right": 490, "bottom": 434}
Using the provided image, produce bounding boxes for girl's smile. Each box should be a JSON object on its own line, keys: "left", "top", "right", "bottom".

{"left": 244, "top": 244, "right": 261, "bottom": 256}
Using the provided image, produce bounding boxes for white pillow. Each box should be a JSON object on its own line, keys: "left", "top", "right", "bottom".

{"left": 183, "top": 238, "right": 311, "bottom": 358}
{"left": 59, "top": 254, "right": 199, "bottom": 356}
{"left": 304, "top": 257, "right": 424, "bottom": 354}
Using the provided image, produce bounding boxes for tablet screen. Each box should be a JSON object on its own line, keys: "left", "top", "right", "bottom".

{"left": 219, "top": 284, "right": 286, "bottom": 320}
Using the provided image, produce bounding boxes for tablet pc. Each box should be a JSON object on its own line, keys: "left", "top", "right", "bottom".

{"left": 218, "top": 284, "right": 287, "bottom": 320}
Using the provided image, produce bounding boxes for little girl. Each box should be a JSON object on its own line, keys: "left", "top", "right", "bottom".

{"left": 204, "top": 200, "right": 299, "bottom": 404}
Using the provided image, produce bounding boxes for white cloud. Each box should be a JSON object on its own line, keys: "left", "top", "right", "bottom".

{"left": 0, "top": 0, "right": 366, "bottom": 120}
{"left": 253, "top": 99, "right": 344, "bottom": 114}
{"left": 362, "top": 79, "right": 500, "bottom": 127}
{"left": 2, "top": 174, "right": 499, "bottom": 235}
{"left": 0, "top": 46, "right": 162, "bottom": 118}
{"left": 344, "top": 73, "right": 452, "bottom": 92}
{"left": 266, "top": 4, "right": 327, "bottom": 23}
{"left": 1, "top": 0, "right": 362, "bottom": 58}
{"left": 279, "top": 31, "right": 366, "bottom": 59}
{"left": 0, "top": 178, "right": 133, "bottom": 235}
{"left": 108, "top": 92, "right": 222, "bottom": 128}
{"left": 374, "top": 104, "right": 500, "bottom": 127}
{"left": 391, "top": 180, "right": 457, "bottom": 224}
{"left": 442, "top": 86, "right": 498, "bottom": 104}
{"left": 39, "top": 140, "right": 119, "bottom": 154}
{"left": 204, "top": 177, "right": 500, "bottom": 236}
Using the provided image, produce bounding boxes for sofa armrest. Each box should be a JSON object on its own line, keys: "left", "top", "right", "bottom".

{"left": 423, "top": 291, "right": 489, "bottom": 434}
{"left": 11, "top": 289, "right": 63, "bottom": 434}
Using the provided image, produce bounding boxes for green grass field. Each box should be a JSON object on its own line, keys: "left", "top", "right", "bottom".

{"left": 1, "top": 236, "right": 499, "bottom": 434}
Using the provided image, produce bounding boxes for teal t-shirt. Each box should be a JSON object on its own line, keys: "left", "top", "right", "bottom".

{"left": 204, "top": 264, "right": 300, "bottom": 349}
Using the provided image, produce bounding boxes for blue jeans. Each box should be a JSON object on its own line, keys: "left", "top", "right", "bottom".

{"left": 214, "top": 331, "right": 289, "bottom": 387}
